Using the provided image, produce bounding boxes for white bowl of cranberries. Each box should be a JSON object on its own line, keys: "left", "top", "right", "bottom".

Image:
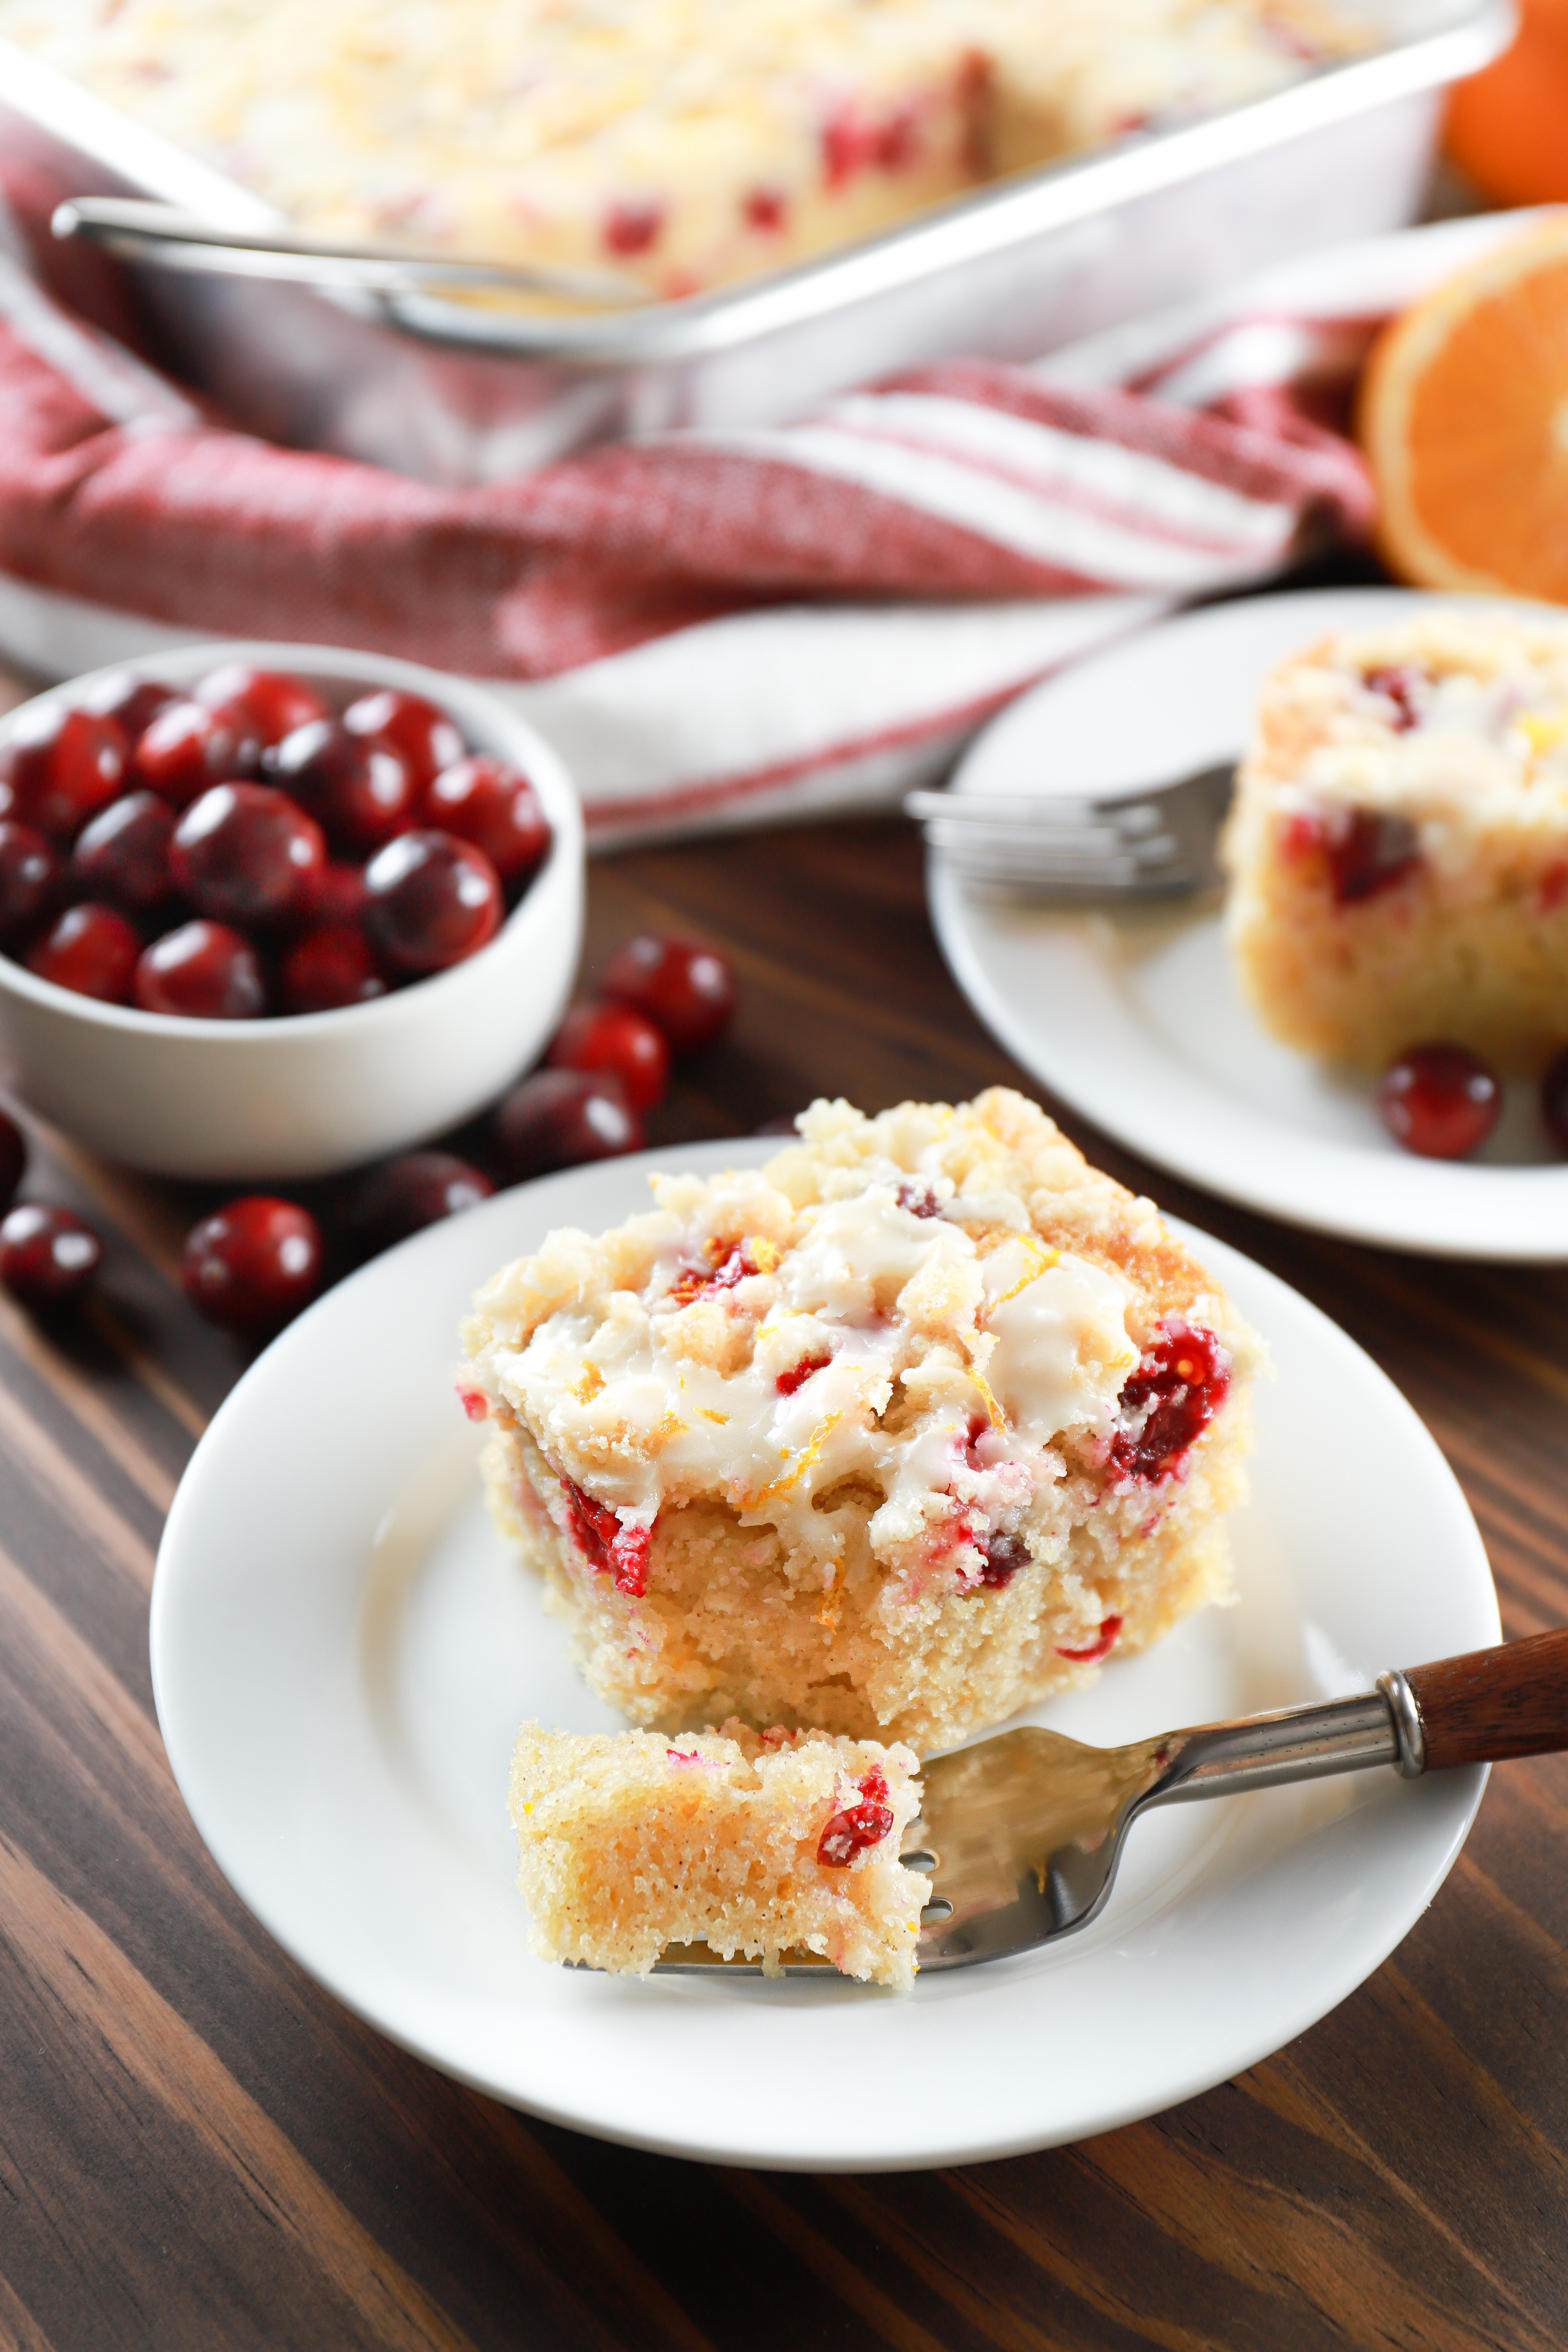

{"left": 0, "top": 644, "right": 582, "bottom": 1178}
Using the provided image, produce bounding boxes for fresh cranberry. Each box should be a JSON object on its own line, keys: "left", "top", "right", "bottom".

{"left": 71, "top": 791, "right": 174, "bottom": 915}
{"left": 345, "top": 1150, "right": 493, "bottom": 1257}
{"left": 424, "top": 755, "right": 550, "bottom": 884}
{"left": 131, "top": 699, "right": 262, "bottom": 805}
{"left": 489, "top": 1069, "right": 641, "bottom": 1182}
{"left": 1378, "top": 1043, "right": 1501, "bottom": 1159}
{"left": 278, "top": 923, "right": 385, "bottom": 1015}
{"left": 83, "top": 671, "right": 179, "bottom": 744}
{"left": 1057, "top": 1614, "right": 1124, "bottom": 1663}
{"left": 1327, "top": 808, "right": 1420, "bottom": 905}
{"left": 603, "top": 200, "right": 663, "bottom": 256}
{"left": 560, "top": 1473, "right": 654, "bottom": 1595}
{"left": 181, "top": 1196, "right": 323, "bottom": 1334}
{"left": 26, "top": 903, "right": 139, "bottom": 1002}
{"left": 343, "top": 690, "right": 464, "bottom": 792}
{"left": 1363, "top": 665, "right": 1426, "bottom": 731}
{"left": 134, "top": 921, "right": 265, "bottom": 1019}
{"left": 0, "top": 819, "right": 63, "bottom": 947}
{"left": 776, "top": 1352, "right": 830, "bottom": 1396}
{"left": 302, "top": 860, "right": 367, "bottom": 927}
{"left": 0, "top": 1108, "right": 24, "bottom": 1209}
{"left": 170, "top": 783, "right": 326, "bottom": 927}
{"left": 194, "top": 664, "right": 328, "bottom": 745}
{"left": 1544, "top": 1046, "right": 1568, "bottom": 1155}
{"left": 546, "top": 1000, "right": 668, "bottom": 1112}
{"left": 1108, "top": 1321, "right": 1230, "bottom": 1485}
{"left": 978, "top": 1530, "right": 1029, "bottom": 1588}
{"left": 598, "top": 933, "right": 736, "bottom": 1054}
{"left": 362, "top": 829, "right": 501, "bottom": 974}
{"left": 817, "top": 1767, "right": 894, "bottom": 1866}
{"left": 266, "top": 719, "right": 415, "bottom": 851}
{"left": 0, "top": 1201, "right": 100, "bottom": 1309}
{"left": 0, "top": 704, "right": 128, "bottom": 839}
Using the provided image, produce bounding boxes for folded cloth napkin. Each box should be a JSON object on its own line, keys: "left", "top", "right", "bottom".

{"left": 0, "top": 206, "right": 1538, "bottom": 844}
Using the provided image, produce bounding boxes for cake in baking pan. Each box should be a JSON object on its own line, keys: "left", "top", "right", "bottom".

{"left": 462, "top": 1090, "right": 1257, "bottom": 1752}
{"left": 510, "top": 1719, "right": 928, "bottom": 1983}
{"left": 2, "top": 0, "right": 1361, "bottom": 298}
{"left": 1223, "top": 611, "right": 1568, "bottom": 1073}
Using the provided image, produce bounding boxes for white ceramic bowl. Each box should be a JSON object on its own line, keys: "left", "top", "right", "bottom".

{"left": 0, "top": 643, "right": 583, "bottom": 1179}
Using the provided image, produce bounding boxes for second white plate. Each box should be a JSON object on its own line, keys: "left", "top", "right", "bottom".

{"left": 929, "top": 587, "right": 1568, "bottom": 1259}
{"left": 150, "top": 1143, "right": 1498, "bottom": 2171}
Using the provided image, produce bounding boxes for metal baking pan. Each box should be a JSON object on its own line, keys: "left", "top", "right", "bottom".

{"left": 0, "top": 0, "right": 1513, "bottom": 484}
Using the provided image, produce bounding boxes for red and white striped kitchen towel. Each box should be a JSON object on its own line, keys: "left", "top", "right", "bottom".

{"left": 0, "top": 205, "right": 1541, "bottom": 844}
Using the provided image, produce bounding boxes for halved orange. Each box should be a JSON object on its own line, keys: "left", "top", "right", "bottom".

{"left": 1358, "top": 217, "right": 1568, "bottom": 602}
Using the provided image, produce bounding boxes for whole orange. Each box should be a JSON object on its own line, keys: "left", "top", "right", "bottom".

{"left": 1446, "top": 0, "right": 1568, "bottom": 205}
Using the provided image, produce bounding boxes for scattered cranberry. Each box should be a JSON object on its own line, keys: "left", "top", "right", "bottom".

{"left": 83, "top": 671, "right": 178, "bottom": 743}
{"left": 345, "top": 1149, "right": 493, "bottom": 1257}
{"left": 546, "top": 1000, "right": 668, "bottom": 1112}
{"left": 71, "top": 791, "right": 174, "bottom": 915}
{"left": 181, "top": 1196, "right": 323, "bottom": 1334}
{"left": 560, "top": 1473, "right": 653, "bottom": 1595}
{"left": 1544, "top": 1046, "right": 1568, "bottom": 1155}
{"left": 0, "top": 1201, "right": 100, "bottom": 1309}
{"left": 1057, "top": 1614, "right": 1124, "bottom": 1663}
{"left": 667, "top": 1241, "right": 763, "bottom": 1308}
{"left": 424, "top": 755, "right": 550, "bottom": 884}
{"left": 896, "top": 1180, "right": 941, "bottom": 1219}
{"left": 978, "top": 1530, "right": 1030, "bottom": 1588}
{"left": 1363, "top": 665, "right": 1426, "bottom": 731}
{"left": 1108, "top": 1322, "right": 1230, "bottom": 1484}
{"left": 1377, "top": 1043, "right": 1501, "bottom": 1159}
{"left": 603, "top": 199, "right": 664, "bottom": 256}
{"left": 26, "top": 902, "right": 139, "bottom": 1002}
{"left": 134, "top": 921, "right": 265, "bottom": 1019}
{"left": 599, "top": 933, "right": 735, "bottom": 1054}
{"left": 0, "top": 1108, "right": 24, "bottom": 1209}
{"left": 1327, "top": 807, "right": 1420, "bottom": 905}
{"left": 343, "top": 690, "right": 464, "bottom": 793}
{"left": 278, "top": 923, "right": 385, "bottom": 1015}
{"left": 489, "top": 1069, "right": 641, "bottom": 1182}
{"left": 361, "top": 829, "right": 501, "bottom": 974}
{"left": 170, "top": 783, "right": 326, "bottom": 927}
{"left": 0, "top": 819, "right": 62, "bottom": 946}
{"left": 743, "top": 186, "right": 788, "bottom": 233}
{"left": 131, "top": 698, "right": 262, "bottom": 805}
{"left": 195, "top": 664, "right": 329, "bottom": 745}
{"left": 817, "top": 1768, "right": 894, "bottom": 1866}
{"left": 0, "top": 704, "right": 128, "bottom": 839}
{"left": 267, "top": 719, "right": 415, "bottom": 851}
{"left": 776, "top": 1352, "right": 830, "bottom": 1396}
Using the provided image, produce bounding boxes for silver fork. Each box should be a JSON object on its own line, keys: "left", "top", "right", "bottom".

{"left": 655, "top": 1628, "right": 1568, "bottom": 1975}
{"left": 904, "top": 761, "right": 1235, "bottom": 899}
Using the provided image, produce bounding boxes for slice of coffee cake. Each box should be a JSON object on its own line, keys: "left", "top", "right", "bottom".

{"left": 464, "top": 1089, "right": 1257, "bottom": 1751}
{"left": 511, "top": 1721, "right": 926, "bottom": 1983}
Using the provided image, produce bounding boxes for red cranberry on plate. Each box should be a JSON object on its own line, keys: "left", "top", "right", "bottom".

{"left": 83, "top": 670, "right": 179, "bottom": 743}
{"left": 425, "top": 755, "right": 550, "bottom": 884}
{"left": 131, "top": 698, "right": 264, "bottom": 805}
{"left": 0, "top": 819, "right": 63, "bottom": 947}
{"left": 343, "top": 689, "right": 464, "bottom": 793}
{"left": 489, "top": 1069, "right": 642, "bottom": 1182}
{"left": 133, "top": 920, "right": 266, "bottom": 1019}
{"left": 1377, "top": 1043, "right": 1501, "bottom": 1159}
{"left": 181, "top": 1195, "right": 323, "bottom": 1334}
{"left": 599, "top": 933, "right": 736, "bottom": 1054}
{"left": 1542, "top": 1046, "right": 1568, "bottom": 1155}
{"left": 0, "top": 1107, "right": 24, "bottom": 1210}
{"left": 546, "top": 999, "right": 669, "bottom": 1112}
{"left": 0, "top": 703, "right": 128, "bottom": 839}
{"left": 266, "top": 718, "right": 415, "bottom": 851}
{"left": 0, "top": 1201, "right": 101, "bottom": 1309}
{"left": 194, "top": 664, "right": 329, "bottom": 745}
{"left": 72, "top": 790, "right": 175, "bottom": 916}
{"left": 361, "top": 829, "right": 501, "bottom": 974}
{"left": 278, "top": 923, "right": 386, "bottom": 1015}
{"left": 170, "top": 782, "right": 326, "bottom": 926}
{"left": 26, "top": 902, "right": 139, "bottom": 1002}
{"left": 343, "top": 1149, "right": 493, "bottom": 1257}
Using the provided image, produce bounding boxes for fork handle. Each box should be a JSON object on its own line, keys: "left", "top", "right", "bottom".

{"left": 1400, "top": 1626, "right": 1568, "bottom": 1771}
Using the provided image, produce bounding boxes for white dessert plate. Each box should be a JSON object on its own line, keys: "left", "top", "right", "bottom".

{"left": 150, "top": 1141, "right": 1498, "bottom": 2173}
{"left": 928, "top": 586, "right": 1568, "bottom": 1260}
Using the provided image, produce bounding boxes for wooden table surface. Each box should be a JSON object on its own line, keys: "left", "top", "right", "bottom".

{"left": 2, "top": 669, "right": 1565, "bottom": 2352}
